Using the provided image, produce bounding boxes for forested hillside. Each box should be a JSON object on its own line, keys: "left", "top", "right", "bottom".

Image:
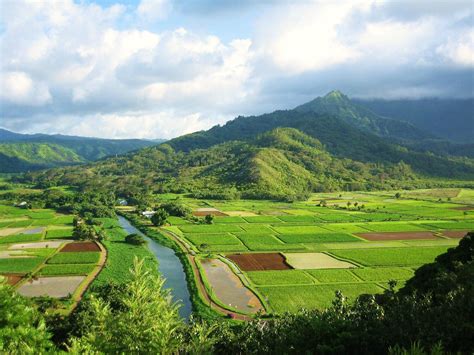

{"left": 0, "top": 129, "right": 160, "bottom": 172}
{"left": 0, "top": 143, "right": 84, "bottom": 172}
{"left": 295, "top": 90, "right": 431, "bottom": 140}
{"left": 22, "top": 126, "right": 474, "bottom": 201}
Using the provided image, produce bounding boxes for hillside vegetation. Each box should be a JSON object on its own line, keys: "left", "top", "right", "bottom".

{"left": 0, "top": 129, "right": 159, "bottom": 172}
{"left": 22, "top": 127, "right": 474, "bottom": 201}
{"left": 0, "top": 143, "right": 84, "bottom": 172}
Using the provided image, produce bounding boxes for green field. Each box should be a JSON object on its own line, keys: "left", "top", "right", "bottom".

{"left": 158, "top": 188, "right": 474, "bottom": 314}
{"left": 47, "top": 252, "right": 101, "bottom": 265}
{"left": 0, "top": 206, "right": 105, "bottom": 292}
{"left": 330, "top": 247, "right": 450, "bottom": 267}
{"left": 259, "top": 283, "right": 384, "bottom": 312}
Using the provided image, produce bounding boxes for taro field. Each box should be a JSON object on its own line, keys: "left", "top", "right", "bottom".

{"left": 0, "top": 204, "right": 104, "bottom": 310}
{"left": 159, "top": 188, "right": 474, "bottom": 313}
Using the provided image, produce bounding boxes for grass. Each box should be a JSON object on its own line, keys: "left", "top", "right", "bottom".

{"left": 271, "top": 225, "right": 330, "bottom": 234}
{"left": 247, "top": 270, "right": 315, "bottom": 286}
{"left": 277, "top": 215, "right": 318, "bottom": 223}
{"left": 39, "top": 264, "right": 96, "bottom": 276}
{"left": 330, "top": 246, "right": 450, "bottom": 267}
{"left": 0, "top": 233, "right": 43, "bottom": 244}
{"left": 322, "top": 223, "right": 372, "bottom": 233}
{"left": 243, "top": 216, "right": 282, "bottom": 223}
{"left": 306, "top": 269, "right": 360, "bottom": 283}
{"left": 0, "top": 257, "right": 45, "bottom": 273}
{"left": 213, "top": 216, "right": 246, "bottom": 223}
{"left": 351, "top": 267, "right": 415, "bottom": 282}
{"left": 259, "top": 283, "right": 383, "bottom": 313}
{"left": 178, "top": 224, "right": 243, "bottom": 233}
{"left": 47, "top": 252, "right": 101, "bottom": 264}
{"left": 362, "top": 222, "right": 429, "bottom": 232}
{"left": 239, "top": 225, "right": 275, "bottom": 233}
{"left": 46, "top": 228, "right": 73, "bottom": 239}
{"left": 277, "top": 233, "right": 360, "bottom": 243}
{"left": 93, "top": 218, "right": 158, "bottom": 286}
{"left": 185, "top": 233, "right": 242, "bottom": 246}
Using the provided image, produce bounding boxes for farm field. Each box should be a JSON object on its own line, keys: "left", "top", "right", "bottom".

{"left": 0, "top": 204, "right": 105, "bottom": 310}
{"left": 157, "top": 188, "right": 474, "bottom": 314}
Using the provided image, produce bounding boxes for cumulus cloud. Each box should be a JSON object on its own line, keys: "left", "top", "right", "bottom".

{"left": 0, "top": 0, "right": 472, "bottom": 138}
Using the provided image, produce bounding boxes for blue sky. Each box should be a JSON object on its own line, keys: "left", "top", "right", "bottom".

{"left": 0, "top": 0, "right": 473, "bottom": 139}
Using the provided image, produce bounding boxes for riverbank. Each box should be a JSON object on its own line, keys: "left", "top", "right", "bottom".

{"left": 117, "top": 215, "right": 193, "bottom": 319}
{"left": 117, "top": 211, "right": 223, "bottom": 320}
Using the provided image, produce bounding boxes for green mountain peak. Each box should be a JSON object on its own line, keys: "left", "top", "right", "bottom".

{"left": 323, "top": 90, "right": 349, "bottom": 101}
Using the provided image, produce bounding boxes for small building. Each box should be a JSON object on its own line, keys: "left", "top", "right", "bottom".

{"left": 16, "top": 201, "right": 28, "bottom": 208}
{"left": 141, "top": 210, "right": 156, "bottom": 218}
{"left": 118, "top": 199, "right": 128, "bottom": 206}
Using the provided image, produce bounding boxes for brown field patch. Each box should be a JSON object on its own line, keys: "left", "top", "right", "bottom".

{"left": 17, "top": 276, "right": 85, "bottom": 298}
{"left": 0, "top": 228, "right": 25, "bottom": 236}
{"left": 227, "top": 253, "right": 292, "bottom": 271}
{"left": 452, "top": 206, "right": 474, "bottom": 211}
{"left": 225, "top": 211, "right": 258, "bottom": 217}
{"left": 1, "top": 274, "right": 23, "bottom": 286}
{"left": 193, "top": 211, "right": 228, "bottom": 217}
{"left": 61, "top": 242, "right": 101, "bottom": 252}
{"left": 442, "top": 230, "right": 469, "bottom": 238}
{"left": 356, "top": 231, "right": 438, "bottom": 241}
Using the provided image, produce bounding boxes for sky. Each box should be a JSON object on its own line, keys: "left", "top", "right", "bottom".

{"left": 0, "top": 0, "right": 473, "bottom": 139}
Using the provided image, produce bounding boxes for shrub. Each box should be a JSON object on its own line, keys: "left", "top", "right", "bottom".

{"left": 125, "top": 233, "right": 146, "bottom": 245}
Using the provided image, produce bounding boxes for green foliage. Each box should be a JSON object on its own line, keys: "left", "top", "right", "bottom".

{"left": 68, "top": 258, "right": 184, "bottom": 353}
{"left": 125, "top": 233, "right": 146, "bottom": 245}
{"left": 92, "top": 218, "right": 158, "bottom": 286}
{"left": 0, "top": 131, "right": 157, "bottom": 173}
{"left": 0, "top": 282, "right": 54, "bottom": 352}
{"left": 159, "top": 202, "right": 191, "bottom": 217}
{"left": 151, "top": 208, "right": 169, "bottom": 226}
{"left": 204, "top": 214, "right": 214, "bottom": 224}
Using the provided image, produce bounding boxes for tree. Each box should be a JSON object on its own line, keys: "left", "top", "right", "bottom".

{"left": 73, "top": 223, "right": 98, "bottom": 241}
{"left": 0, "top": 281, "right": 54, "bottom": 352}
{"left": 395, "top": 192, "right": 401, "bottom": 199}
{"left": 204, "top": 214, "right": 214, "bottom": 224}
{"left": 68, "top": 259, "right": 183, "bottom": 353}
{"left": 151, "top": 208, "right": 169, "bottom": 226}
{"left": 125, "top": 233, "right": 146, "bottom": 245}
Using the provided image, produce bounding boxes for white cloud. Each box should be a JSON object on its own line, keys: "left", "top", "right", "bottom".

{"left": 436, "top": 30, "right": 474, "bottom": 67}
{"left": 0, "top": 0, "right": 472, "bottom": 138}
{"left": 0, "top": 71, "right": 51, "bottom": 106}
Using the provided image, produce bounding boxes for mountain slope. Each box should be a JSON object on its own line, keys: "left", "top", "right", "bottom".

{"left": 354, "top": 98, "right": 474, "bottom": 143}
{"left": 0, "top": 143, "right": 85, "bottom": 173}
{"left": 20, "top": 91, "right": 474, "bottom": 200}
{"left": 24, "top": 127, "right": 474, "bottom": 200}
{"left": 0, "top": 129, "right": 161, "bottom": 172}
{"left": 295, "top": 90, "right": 432, "bottom": 140}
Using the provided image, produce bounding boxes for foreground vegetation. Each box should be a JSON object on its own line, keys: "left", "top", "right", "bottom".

{"left": 1, "top": 233, "right": 472, "bottom": 353}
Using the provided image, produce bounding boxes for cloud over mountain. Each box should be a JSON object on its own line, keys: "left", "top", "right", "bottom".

{"left": 0, "top": 0, "right": 472, "bottom": 139}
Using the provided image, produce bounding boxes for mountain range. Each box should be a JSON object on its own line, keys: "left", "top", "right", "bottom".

{"left": 0, "top": 129, "right": 162, "bottom": 173}
{"left": 22, "top": 91, "right": 474, "bottom": 200}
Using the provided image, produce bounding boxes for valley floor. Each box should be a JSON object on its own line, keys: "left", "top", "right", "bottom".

{"left": 154, "top": 188, "right": 473, "bottom": 315}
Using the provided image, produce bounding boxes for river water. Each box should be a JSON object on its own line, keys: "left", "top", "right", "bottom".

{"left": 117, "top": 216, "right": 192, "bottom": 319}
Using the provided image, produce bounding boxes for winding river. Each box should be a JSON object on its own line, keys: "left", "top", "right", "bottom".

{"left": 117, "top": 216, "right": 192, "bottom": 319}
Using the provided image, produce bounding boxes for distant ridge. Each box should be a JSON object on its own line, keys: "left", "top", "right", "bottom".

{"left": 0, "top": 128, "right": 163, "bottom": 173}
